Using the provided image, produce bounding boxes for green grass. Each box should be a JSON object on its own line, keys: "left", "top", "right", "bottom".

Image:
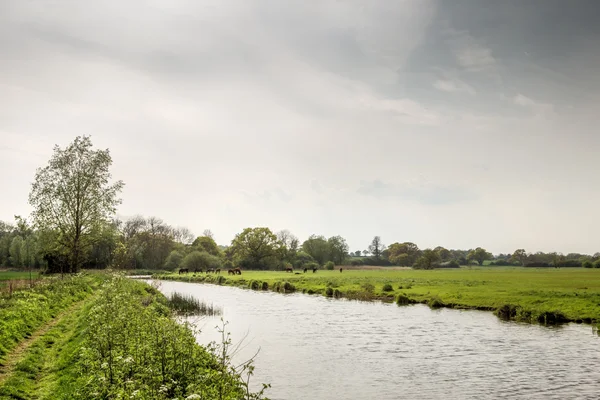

{"left": 155, "top": 267, "right": 600, "bottom": 325}
{"left": 0, "top": 271, "right": 40, "bottom": 283}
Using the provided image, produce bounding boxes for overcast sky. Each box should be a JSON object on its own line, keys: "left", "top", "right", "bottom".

{"left": 1, "top": 0, "right": 599, "bottom": 255}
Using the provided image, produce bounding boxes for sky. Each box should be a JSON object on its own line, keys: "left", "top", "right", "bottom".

{"left": 1, "top": 0, "right": 600, "bottom": 255}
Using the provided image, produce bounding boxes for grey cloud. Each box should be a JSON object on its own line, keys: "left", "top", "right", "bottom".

{"left": 357, "top": 179, "right": 476, "bottom": 206}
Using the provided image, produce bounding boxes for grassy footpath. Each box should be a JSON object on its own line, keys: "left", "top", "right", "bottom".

{"left": 0, "top": 273, "right": 269, "bottom": 400}
{"left": 154, "top": 268, "right": 600, "bottom": 325}
{"left": 0, "top": 274, "right": 98, "bottom": 362}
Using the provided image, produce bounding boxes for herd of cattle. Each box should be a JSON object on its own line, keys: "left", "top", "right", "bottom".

{"left": 178, "top": 266, "right": 344, "bottom": 275}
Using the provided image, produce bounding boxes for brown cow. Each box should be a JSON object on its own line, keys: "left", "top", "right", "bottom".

{"left": 234, "top": 268, "right": 242, "bottom": 275}
{"left": 228, "top": 269, "right": 235, "bottom": 275}
{"left": 179, "top": 268, "right": 189, "bottom": 274}
{"left": 285, "top": 267, "right": 293, "bottom": 273}
{"left": 339, "top": 267, "right": 343, "bottom": 273}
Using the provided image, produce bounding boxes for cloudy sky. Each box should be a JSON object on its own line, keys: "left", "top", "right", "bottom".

{"left": 1, "top": 0, "right": 599, "bottom": 255}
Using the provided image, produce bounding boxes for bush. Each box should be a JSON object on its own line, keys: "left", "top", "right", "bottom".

{"left": 382, "top": 283, "right": 393, "bottom": 292}
{"left": 396, "top": 294, "right": 412, "bottom": 305}
{"left": 305, "top": 262, "right": 319, "bottom": 270}
{"left": 325, "top": 287, "right": 334, "bottom": 297}
{"left": 583, "top": 260, "right": 593, "bottom": 268}
{"left": 333, "top": 289, "right": 342, "bottom": 298}
{"left": 594, "top": 259, "right": 600, "bottom": 269}
{"left": 164, "top": 250, "right": 185, "bottom": 270}
{"left": 349, "top": 259, "right": 364, "bottom": 266}
{"left": 282, "top": 282, "right": 295, "bottom": 293}
{"left": 181, "top": 251, "right": 222, "bottom": 271}
{"left": 324, "top": 261, "right": 335, "bottom": 270}
{"left": 249, "top": 280, "right": 260, "bottom": 290}
{"left": 261, "top": 281, "right": 269, "bottom": 291}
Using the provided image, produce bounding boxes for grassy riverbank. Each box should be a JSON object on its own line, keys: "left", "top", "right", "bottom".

{"left": 154, "top": 268, "right": 600, "bottom": 325}
{"left": 0, "top": 273, "right": 269, "bottom": 399}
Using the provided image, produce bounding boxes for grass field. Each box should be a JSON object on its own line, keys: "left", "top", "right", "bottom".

{"left": 0, "top": 271, "right": 40, "bottom": 282}
{"left": 155, "top": 267, "right": 600, "bottom": 325}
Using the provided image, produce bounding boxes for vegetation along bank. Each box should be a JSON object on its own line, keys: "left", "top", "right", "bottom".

{"left": 155, "top": 267, "right": 600, "bottom": 327}
{"left": 0, "top": 272, "right": 270, "bottom": 400}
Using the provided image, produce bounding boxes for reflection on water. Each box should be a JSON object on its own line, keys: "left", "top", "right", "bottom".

{"left": 152, "top": 280, "right": 600, "bottom": 400}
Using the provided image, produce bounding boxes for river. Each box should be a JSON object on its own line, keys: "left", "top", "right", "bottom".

{"left": 151, "top": 279, "right": 600, "bottom": 400}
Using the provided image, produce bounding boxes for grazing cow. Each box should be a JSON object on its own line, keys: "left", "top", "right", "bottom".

{"left": 234, "top": 268, "right": 242, "bottom": 275}
{"left": 194, "top": 268, "right": 203, "bottom": 273}
{"left": 312, "top": 267, "right": 317, "bottom": 273}
{"left": 215, "top": 268, "right": 221, "bottom": 274}
{"left": 303, "top": 268, "right": 307, "bottom": 273}
{"left": 228, "top": 269, "right": 235, "bottom": 275}
{"left": 179, "top": 268, "right": 189, "bottom": 275}
{"left": 206, "top": 268, "right": 215, "bottom": 273}
{"left": 285, "top": 267, "right": 293, "bottom": 273}
{"left": 339, "top": 267, "right": 343, "bottom": 273}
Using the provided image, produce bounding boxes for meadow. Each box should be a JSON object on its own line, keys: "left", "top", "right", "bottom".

{"left": 155, "top": 267, "right": 600, "bottom": 325}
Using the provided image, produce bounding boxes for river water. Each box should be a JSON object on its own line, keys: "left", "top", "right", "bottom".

{"left": 152, "top": 280, "right": 600, "bottom": 400}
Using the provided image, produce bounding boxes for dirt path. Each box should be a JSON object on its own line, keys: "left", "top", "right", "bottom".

{"left": 0, "top": 298, "right": 88, "bottom": 387}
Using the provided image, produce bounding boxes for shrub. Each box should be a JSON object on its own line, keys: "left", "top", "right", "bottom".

{"left": 181, "top": 251, "right": 222, "bottom": 271}
{"left": 583, "top": 260, "right": 593, "bottom": 268}
{"left": 382, "top": 283, "right": 393, "bottom": 292}
{"left": 282, "top": 282, "right": 295, "bottom": 293}
{"left": 594, "top": 259, "right": 600, "bottom": 269}
{"left": 325, "top": 287, "right": 334, "bottom": 297}
{"left": 396, "top": 294, "right": 412, "bottom": 305}
{"left": 305, "top": 262, "right": 319, "bottom": 270}
{"left": 261, "top": 281, "right": 269, "bottom": 291}
{"left": 324, "top": 261, "right": 335, "bottom": 270}
{"left": 164, "top": 250, "right": 185, "bottom": 270}
{"left": 427, "top": 297, "right": 445, "bottom": 309}
{"left": 249, "top": 280, "right": 260, "bottom": 290}
{"left": 333, "top": 289, "right": 342, "bottom": 298}
{"left": 349, "top": 258, "right": 365, "bottom": 266}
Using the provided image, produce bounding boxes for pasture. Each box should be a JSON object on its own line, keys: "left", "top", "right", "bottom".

{"left": 156, "top": 267, "right": 600, "bottom": 324}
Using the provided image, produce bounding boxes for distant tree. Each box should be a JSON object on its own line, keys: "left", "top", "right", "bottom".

{"left": 28, "top": 135, "right": 124, "bottom": 273}
{"left": 293, "top": 251, "right": 314, "bottom": 268}
{"left": 172, "top": 227, "right": 194, "bottom": 245}
{"left": 327, "top": 235, "right": 349, "bottom": 265}
{"left": 362, "top": 250, "right": 369, "bottom": 257}
{"left": 229, "top": 227, "right": 280, "bottom": 269}
{"left": 511, "top": 249, "right": 528, "bottom": 266}
{"left": 354, "top": 250, "right": 362, "bottom": 257}
{"left": 202, "top": 229, "right": 214, "bottom": 239}
{"left": 368, "top": 236, "right": 385, "bottom": 260}
{"left": 387, "top": 242, "right": 421, "bottom": 266}
{"left": 9, "top": 236, "right": 24, "bottom": 267}
{"left": 434, "top": 246, "right": 451, "bottom": 262}
{"left": 467, "top": 247, "right": 492, "bottom": 266}
{"left": 276, "top": 229, "right": 299, "bottom": 263}
{"left": 192, "top": 235, "right": 221, "bottom": 256}
{"left": 180, "top": 251, "right": 221, "bottom": 271}
{"left": 302, "top": 235, "right": 329, "bottom": 265}
{"left": 413, "top": 248, "right": 441, "bottom": 270}
{"left": 164, "top": 250, "right": 185, "bottom": 270}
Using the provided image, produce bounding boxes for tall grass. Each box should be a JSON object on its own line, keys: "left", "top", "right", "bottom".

{"left": 168, "top": 291, "right": 222, "bottom": 316}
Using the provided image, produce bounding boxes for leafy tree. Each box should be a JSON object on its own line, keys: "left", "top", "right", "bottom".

{"left": 180, "top": 251, "right": 221, "bottom": 271}
{"left": 9, "top": 236, "right": 24, "bottom": 267}
{"left": 293, "top": 251, "right": 314, "bottom": 268}
{"left": 164, "top": 249, "right": 185, "bottom": 270}
{"left": 511, "top": 249, "right": 528, "bottom": 266}
{"left": 229, "top": 227, "right": 280, "bottom": 270}
{"left": 302, "top": 235, "right": 329, "bottom": 265}
{"left": 327, "top": 235, "right": 349, "bottom": 265}
{"left": 467, "top": 247, "right": 493, "bottom": 266}
{"left": 28, "top": 135, "right": 124, "bottom": 273}
{"left": 368, "top": 236, "right": 385, "bottom": 260}
{"left": 192, "top": 235, "right": 221, "bottom": 256}
{"left": 387, "top": 242, "right": 421, "bottom": 266}
{"left": 414, "top": 249, "right": 441, "bottom": 270}
{"left": 324, "top": 261, "right": 335, "bottom": 270}
{"left": 354, "top": 250, "right": 362, "bottom": 257}
{"left": 434, "top": 246, "right": 451, "bottom": 262}
{"left": 276, "top": 229, "right": 299, "bottom": 263}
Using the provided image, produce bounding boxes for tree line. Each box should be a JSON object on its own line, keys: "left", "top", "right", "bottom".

{"left": 2, "top": 135, "right": 599, "bottom": 273}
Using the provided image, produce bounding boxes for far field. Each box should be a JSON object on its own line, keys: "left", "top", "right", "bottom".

{"left": 155, "top": 267, "right": 600, "bottom": 325}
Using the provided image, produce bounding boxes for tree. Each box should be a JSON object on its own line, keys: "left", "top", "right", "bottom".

{"left": 467, "top": 247, "right": 492, "bottom": 266}
{"left": 202, "top": 229, "right": 214, "bottom": 239}
{"left": 327, "top": 235, "right": 349, "bottom": 265}
{"left": 302, "top": 235, "right": 329, "bottom": 265}
{"left": 29, "top": 136, "right": 124, "bottom": 273}
{"left": 354, "top": 250, "right": 362, "bottom": 257}
{"left": 434, "top": 246, "right": 451, "bottom": 262}
{"left": 511, "top": 249, "right": 528, "bottom": 266}
{"left": 276, "top": 229, "right": 299, "bottom": 263}
{"left": 192, "top": 235, "right": 221, "bottom": 256}
{"left": 414, "top": 248, "right": 441, "bottom": 270}
{"left": 9, "top": 236, "right": 24, "bottom": 267}
{"left": 387, "top": 242, "right": 421, "bottom": 266}
{"left": 172, "top": 227, "right": 194, "bottom": 245}
{"left": 180, "top": 251, "right": 221, "bottom": 271}
{"left": 368, "top": 236, "right": 385, "bottom": 260}
{"left": 229, "top": 227, "right": 280, "bottom": 270}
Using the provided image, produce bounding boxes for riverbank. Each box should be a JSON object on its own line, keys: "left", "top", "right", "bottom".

{"left": 0, "top": 273, "right": 270, "bottom": 399}
{"left": 153, "top": 268, "right": 600, "bottom": 326}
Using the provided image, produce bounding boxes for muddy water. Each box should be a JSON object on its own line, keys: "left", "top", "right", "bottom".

{"left": 153, "top": 280, "right": 600, "bottom": 400}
